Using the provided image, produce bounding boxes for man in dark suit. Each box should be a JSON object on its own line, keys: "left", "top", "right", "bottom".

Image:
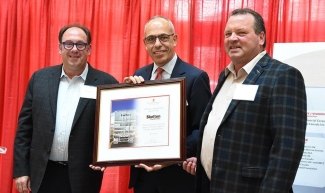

{"left": 183, "top": 8, "right": 307, "bottom": 193}
{"left": 13, "top": 23, "right": 118, "bottom": 193}
{"left": 124, "top": 16, "right": 212, "bottom": 193}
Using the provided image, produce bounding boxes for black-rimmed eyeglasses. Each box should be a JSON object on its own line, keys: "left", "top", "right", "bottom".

{"left": 143, "top": 34, "right": 174, "bottom": 45}
{"left": 61, "top": 42, "right": 89, "bottom": 51}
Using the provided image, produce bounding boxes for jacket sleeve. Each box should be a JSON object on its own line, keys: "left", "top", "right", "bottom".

{"left": 13, "top": 73, "right": 35, "bottom": 178}
{"left": 259, "top": 67, "right": 307, "bottom": 192}
{"left": 186, "top": 71, "right": 211, "bottom": 157}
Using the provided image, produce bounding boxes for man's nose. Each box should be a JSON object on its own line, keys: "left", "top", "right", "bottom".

{"left": 71, "top": 44, "right": 79, "bottom": 50}
{"left": 229, "top": 33, "right": 239, "bottom": 40}
{"left": 154, "top": 37, "right": 162, "bottom": 45}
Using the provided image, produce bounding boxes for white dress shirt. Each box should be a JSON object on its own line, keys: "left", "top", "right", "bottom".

{"left": 151, "top": 53, "right": 177, "bottom": 80}
{"left": 49, "top": 64, "right": 89, "bottom": 161}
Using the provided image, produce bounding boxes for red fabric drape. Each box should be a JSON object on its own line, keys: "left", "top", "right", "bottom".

{"left": 1, "top": 0, "right": 325, "bottom": 192}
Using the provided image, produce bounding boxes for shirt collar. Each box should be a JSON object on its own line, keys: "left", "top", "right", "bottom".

{"left": 153, "top": 53, "right": 177, "bottom": 75}
{"left": 61, "top": 63, "right": 89, "bottom": 81}
{"left": 225, "top": 50, "right": 266, "bottom": 78}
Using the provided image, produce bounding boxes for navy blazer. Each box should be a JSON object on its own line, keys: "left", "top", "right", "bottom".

{"left": 13, "top": 64, "right": 118, "bottom": 193}
{"left": 196, "top": 53, "right": 307, "bottom": 193}
{"left": 129, "top": 57, "right": 211, "bottom": 189}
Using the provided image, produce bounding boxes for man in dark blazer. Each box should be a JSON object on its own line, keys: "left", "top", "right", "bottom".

{"left": 13, "top": 24, "right": 118, "bottom": 193}
{"left": 183, "top": 8, "right": 307, "bottom": 193}
{"left": 124, "top": 16, "right": 211, "bottom": 193}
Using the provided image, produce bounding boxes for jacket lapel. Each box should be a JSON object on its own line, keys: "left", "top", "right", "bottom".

{"left": 71, "top": 65, "right": 97, "bottom": 128}
{"left": 201, "top": 71, "right": 228, "bottom": 124}
{"left": 220, "top": 55, "right": 268, "bottom": 125}
{"left": 143, "top": 65, "right": 154, "bottom": 80}
{"left": 170, "top": 57, "right": 186, "bottom": 78}
{"left": 49, "top": 65, "right": 63, "bottom": 121}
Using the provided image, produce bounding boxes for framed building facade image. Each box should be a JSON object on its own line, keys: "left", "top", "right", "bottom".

{"left": 93, "top": 78, "right": 186, "bottom": 166}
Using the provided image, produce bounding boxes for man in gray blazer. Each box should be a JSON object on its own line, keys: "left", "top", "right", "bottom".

{"left": 183, "top": 8, "right": 307, "bottom": 193}
{"left": 13, "top": 23, "right": 118, "bottom": 193}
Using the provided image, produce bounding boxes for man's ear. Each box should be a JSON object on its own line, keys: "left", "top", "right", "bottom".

{"left": 143, "top": 39, "right": 148, "bottom": 50}
{"left": 173, "top": 34, "right": 178, "bottom": 46}
{"left": 259, "top": 32, "right": 265, "bottom": 46}
{"left": 87, "top": 44, "right": 92, "bottom": 55}
{"left": 59, "top": 44, "right": 62, "bottom": 54}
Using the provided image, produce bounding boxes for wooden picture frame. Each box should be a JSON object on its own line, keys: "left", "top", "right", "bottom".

{"left": 93, "top": 78, "right": 186, "bottom": 166}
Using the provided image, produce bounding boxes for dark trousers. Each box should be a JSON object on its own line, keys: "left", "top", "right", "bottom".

{"left": 133, "top": 165, "right": 195, "bottom": 193}
{"left": 37, "top": 160, "right": 72, "bottom": 193}
{"left": 199, "top": 169, "right": 210, "bottom": 193}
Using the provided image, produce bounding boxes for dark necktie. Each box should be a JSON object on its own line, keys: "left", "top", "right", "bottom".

{"left": 155, "top": 67, "right": 164, "bottom": 80}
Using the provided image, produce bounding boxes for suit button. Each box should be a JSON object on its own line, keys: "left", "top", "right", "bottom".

{"left": 46, "top": 150, "right": 50, "bottom": 153}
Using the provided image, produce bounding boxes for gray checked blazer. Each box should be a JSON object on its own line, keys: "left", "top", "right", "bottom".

{"left": 195, "top": 53, "right": 307, "bottom": 193}
{"left": 13, "top": 64, "right": 118, "bottom": 193}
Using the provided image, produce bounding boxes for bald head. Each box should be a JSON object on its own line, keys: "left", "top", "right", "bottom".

{"left": 144, "top": 16, "right": 175, "bottom": 36}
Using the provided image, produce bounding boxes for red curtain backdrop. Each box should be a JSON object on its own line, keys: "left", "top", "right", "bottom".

{"left": 1, "top": 0, "right": 325, "bottom": 192}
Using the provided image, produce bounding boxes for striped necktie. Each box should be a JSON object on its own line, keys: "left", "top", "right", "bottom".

{"left": 155, "top": 67, "right": 164, "bottom": 80}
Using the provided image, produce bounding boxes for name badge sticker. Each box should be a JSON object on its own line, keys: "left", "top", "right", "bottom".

{"left": 233, "top": 84, "right": 259, "bottom": 101}
{"left": 80, "top": 85, "right": 97, "bottom": 99}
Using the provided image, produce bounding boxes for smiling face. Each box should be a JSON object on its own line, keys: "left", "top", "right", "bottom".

{"left": 59, "top": 27, "right": 91, "bottom": 78}
{"left": 224, "top": 13, "right": 265, "bottom": 70}
{"left": 143, "top": 17, "right": 177, "bottom": 67}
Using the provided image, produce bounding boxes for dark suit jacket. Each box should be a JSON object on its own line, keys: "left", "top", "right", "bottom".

{"left": 13, "top": 64, "right": 118, "bottom": 193}
{"left": 195, "top": 53, "right": 307, "bottom": 193}
{"left": 129, "top": 57, "right": 211, "bottom": 190}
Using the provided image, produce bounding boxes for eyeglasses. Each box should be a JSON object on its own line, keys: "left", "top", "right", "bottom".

{"left": 143, "top": 34, "right": 174, "bottom": 44}
{"left": 61, "top": 42, "right": 89, "bottom": 51}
